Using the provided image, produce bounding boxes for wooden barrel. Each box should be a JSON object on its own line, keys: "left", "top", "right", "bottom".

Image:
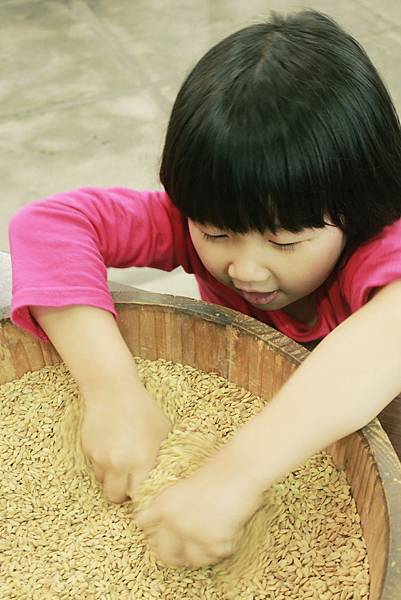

{"left": 1, "top": 289, "right": 401, "bottom": 599}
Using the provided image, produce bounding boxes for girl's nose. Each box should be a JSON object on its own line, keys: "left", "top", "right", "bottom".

{"left": 227, "top": 259, "right": 270, "bottom": 284}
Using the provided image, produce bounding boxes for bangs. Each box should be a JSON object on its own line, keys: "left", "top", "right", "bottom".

{"left": 160, "top": 12, "right": 401, "bottom": 239}
{"left": 163, "top": 97, "right": 345, "bottom": 235}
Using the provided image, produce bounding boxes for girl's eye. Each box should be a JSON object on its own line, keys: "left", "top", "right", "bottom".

{"left": 272, "top": 242, "right": 299, "bottom": 252}
{"left": 202, "top": 233, "right": 228, "bottom": 242}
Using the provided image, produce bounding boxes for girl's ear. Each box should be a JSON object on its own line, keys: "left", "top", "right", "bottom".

{"left": 338, "top": 214, "right": 350, "bottom": 231}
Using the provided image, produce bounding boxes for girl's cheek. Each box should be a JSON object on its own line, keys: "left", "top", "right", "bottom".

{"left": 205, "top": 252, "right": 221, "bottom": 270}
{"left": 205, "top": 250, "right": 226, "bottom": 274}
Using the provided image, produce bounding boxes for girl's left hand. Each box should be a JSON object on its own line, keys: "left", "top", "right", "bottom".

{"left": 134, "top": 461, "right": 261, "bottom": 568}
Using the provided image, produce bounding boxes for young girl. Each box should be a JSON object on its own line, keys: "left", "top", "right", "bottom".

{"left": 8, "top": 10, "right": 401, "bottom": 569}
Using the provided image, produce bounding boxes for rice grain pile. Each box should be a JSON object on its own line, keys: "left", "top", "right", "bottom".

{"left": 1, "top": 358, "right": 370, "bottom": 600}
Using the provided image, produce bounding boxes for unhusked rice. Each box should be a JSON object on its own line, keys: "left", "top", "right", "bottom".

{"left": 1, "top": 358, "right": 370, "bottom": 600}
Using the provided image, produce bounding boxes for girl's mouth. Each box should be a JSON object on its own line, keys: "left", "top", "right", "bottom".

{"left": 240, "top": 290, "right": 278, "bottom": 305}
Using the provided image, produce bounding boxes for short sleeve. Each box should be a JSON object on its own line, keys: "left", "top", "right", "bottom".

{"left": 341, "top": 219, "right": 401, "bottom": 313}
{"left": 8, "top": 187, "right": 189, "bottom": 340}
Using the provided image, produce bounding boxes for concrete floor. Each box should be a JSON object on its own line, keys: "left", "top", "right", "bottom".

{"left": 1, "top": 0, "right": 401, "bottom": 297}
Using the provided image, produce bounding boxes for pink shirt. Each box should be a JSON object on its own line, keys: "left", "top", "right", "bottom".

{"left": 8, "top": 187, "right": 401, "bottom": 343}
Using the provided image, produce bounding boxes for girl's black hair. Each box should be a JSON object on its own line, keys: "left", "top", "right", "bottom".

{"left": 159, "top": 10, "right": 401, "bottom": 246}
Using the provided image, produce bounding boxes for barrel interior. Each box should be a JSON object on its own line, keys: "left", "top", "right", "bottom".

{"left": 0, "top": 299, "right": 396, "bottom": 599}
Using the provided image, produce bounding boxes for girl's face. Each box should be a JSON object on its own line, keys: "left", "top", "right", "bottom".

{"left": 188, "top": 219, "right": 347, "bottom": 311}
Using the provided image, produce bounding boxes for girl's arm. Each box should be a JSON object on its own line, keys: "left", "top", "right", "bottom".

{"left": 212, "top": 280, "right": 401, "bottom": 493}
{"left": 30, "top": 305, "right": 143, "bottom": 393}
{"left": 133, "top": 280, "right": 401, "bottom": 568}
{"left": 30, "top": 305, "right": 171, "bottom": 503}
{"left": 8, "top": 187, "right": 185, "bottom": 342}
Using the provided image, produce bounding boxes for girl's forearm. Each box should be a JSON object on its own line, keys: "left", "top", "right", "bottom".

{"left": 30, "top": 305, "right": 144, "bottom": 398}
{"left": 213, "top": 283, "right": 401, "bottom": 494}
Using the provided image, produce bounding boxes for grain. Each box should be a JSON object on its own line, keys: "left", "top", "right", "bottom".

{"left": 0, "top": 358, "right": 370, "bottom": 599}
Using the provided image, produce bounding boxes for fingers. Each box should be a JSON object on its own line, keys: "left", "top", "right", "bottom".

{"left": 90, "top": 459, "right": 153, "bottom": 503}
{"left": 181, "top": 538, "right": 235, "bottom": 567}
{"left": 148, "top": 530, "right": 185, "bottom": 567}
{"left": 150, "top": 539, "right": 227, "bottom": 568}
{"left": 92, "top": 462, "right": 105, "bottom": 485}
{"left": 212, "top": 539, "right": 236, "bottom": 559}
{"left": 143, "top": 529, "right": 234, "bottom": 568}
{"left": 103, "top": 469, "right": 129, "bottom": 504}
{"left": 89, "top": 459, "right": 131, "bottom": 504}
{"left": 135, "top": 508, "right": 160, "bottom": 531}
{"left": 127, "top": 461, "right": 154, "bottom": 498}
{"left": 182, "top": 542, "right": 220, "bottom": 568}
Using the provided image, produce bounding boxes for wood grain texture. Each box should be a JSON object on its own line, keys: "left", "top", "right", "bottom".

{"left": 1, "top": 288, "right": 401, "bottom": 599}
{"left": 378, "top": 395, "right": 401, "bottom": 461}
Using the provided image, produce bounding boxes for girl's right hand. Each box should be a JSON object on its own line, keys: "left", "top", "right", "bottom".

{"left": 80, "top": 384, "right": 171, "bottom": 504}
